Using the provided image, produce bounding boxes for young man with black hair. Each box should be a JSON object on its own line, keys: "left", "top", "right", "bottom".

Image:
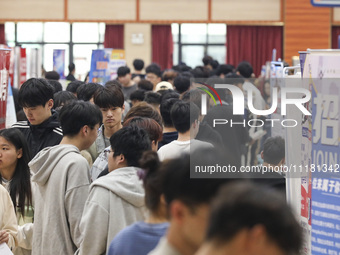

{"left": 66, "top": 80, "right": 84, "bottom": 97}
{"left": 76, "top": 126, "right": 151, "bottom": 255}
{"left": 66, "top": 62, "right": 76, "bottom": 82}
{"left": 132, "top": 58, "right": 145, "bottom": 84}
{"left": 182, "top": 89, "right": 224, "bottom": 150}
{"left": 159, "top": 98, "right": 179, "bottom": 149}
{"left": 173, "top": 75, "right": 191, "bottom": 96}
{"left": 236, "top": 61, "right": 265, "bottom": 111}
{"left": 117, "top": 66, "right": 137, "bottom": 100}
{"left": 149, "top": 148, "right": 233, "bottom": 255}
{"left": 144, "top": 91, "right": 162, "bottom": 111}
{"left": 12, "top": 78, "right": 63, "bottom": 157}
{"left": 130, "top": 89, "right": 146, "bottom": 107}
{"left": 29, "top": 101, "right": 102, "bottom": 255}
{"left": 138, "top": 79, "right": 154, "bottom": 91}
{"left": 196, "top": 182, "right": 302, "bottom": 255}
{"left": 146, "top": 64, "right": 162, "bottom": 90}
{"left": 250, "top": 136, "right": 286, "bottom": 195}
{"left": 88, "top": 86, "right": 124, "bottom": 165}
{"left": 157, "top": 101, "right": 212, "bottom": 161}
{"left": 45, "top": 71, "right": 60, "bottom": 80}
{"left": 76, "top": 82, "right": 102, "bottom": 103}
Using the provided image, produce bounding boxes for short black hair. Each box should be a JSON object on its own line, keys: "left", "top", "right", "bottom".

{"left": 66, "top": 80, "right": 84, "bottom": 94}
{"left": 94, "top": 86, "right": 124, "bottom": 108}
{"left": 18, "top": 78, "right": 54, "bottom": 108}
{"left": 216, "top": 64, "right": 234, "bottom": 76}
{"left": 130, "top": 89, "right": 146, "bottom": 102}
{"left": 263, "top": 136, "right": 285, "bottom": 165}
{"left": 133, "top": 59, "right": 144, "bottom": 71}
{"left": 76, "top": 83, "right": 102, "bottom": 101}
{"left": 236, "top": 61, "right": 253, "bottom": 78}
{"left": 170, "top": 101, "right": 199, "bottom": 133}
{"left": 202, "top": 55, "right": 213, "bottom": 66}
{"left": 68, "top": 63, "right": 75, "bottom": 73}
{"left": 45, "top": 71, "right": 60, "bottom": 81}
{"left": 47, "top": 80, "right": 63, "bottom": 93}
{"left": 53, "top": 91, "right": 77, "bottom": 109}
{"left": 110, "top": 126, "right": 151, "bottom": 167}
{"left": 138, "top": 80, "right": 154, "bottom": 91}
{"left": 145, "top": 64, "right": 162, "bottom": 77}
{"left": 144, "top": 91, "right": 161, "bottom": 105}
{"left": 160, "top": 90, "right": 180, "bottom": 103}
{"left": 59, "top": 100, "right": 102, "bottom": 137}
{"left": 207, "top": 182, "right": 302, "bottom": 255}
{"left": 105, "top": 80, "right": 123, "bottom": 90}
{"left": 160, "top": 98, "right": 180, "bottom": 127}
{"left": 117, "top": 66, "right": 131, "bottom": 77}
{"left": 173, "top": 76, "right": 191, "bottom": 94}
{"left": 161, "top": 147, "right": 232, "bottom": 209}
{"left": 191, "top": 66, "right": 209, "bottom": 78}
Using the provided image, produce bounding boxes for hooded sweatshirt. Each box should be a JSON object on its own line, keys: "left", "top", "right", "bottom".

{"left": 29, "top": 144, "right": 91, "bottom": 255}
{"left": 76, "top": 166, "right": 146, "bottom": 255}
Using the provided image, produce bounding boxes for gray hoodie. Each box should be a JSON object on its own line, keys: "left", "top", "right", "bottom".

{"left": 29, "top": 144, "right": 91, "bottom": 255}
{"left": 76, "top": 166, "right": 146, "bottom": 255}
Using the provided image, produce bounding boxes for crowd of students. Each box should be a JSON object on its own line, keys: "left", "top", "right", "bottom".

{"left": 0, "top": 56, "right": 302, "bottom": 255}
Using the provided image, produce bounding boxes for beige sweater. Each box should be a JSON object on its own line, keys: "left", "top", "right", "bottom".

{"left": 0, "top": 184, "right": 18, "bottom": 250}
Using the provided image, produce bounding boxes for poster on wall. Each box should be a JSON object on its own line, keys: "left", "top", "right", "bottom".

{"left": 53, "top": 49, "right": 65, "bottom": 79}
{"left": 0, "top": 49, "right": 11, "bottom": 129}
{"left": 89, "top": 49, "right": 126, "bottom": 85}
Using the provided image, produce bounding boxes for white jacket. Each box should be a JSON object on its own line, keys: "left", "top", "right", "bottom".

{"left": 76, "top": 166, "right": 146, "bottom": 255}
{"left": 0, "top": 184, "right": 17, "bottom": 250}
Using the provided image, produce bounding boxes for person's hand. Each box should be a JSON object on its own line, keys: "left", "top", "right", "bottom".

{"left": 0, "top": 230, "right": 9, "bottom": 244}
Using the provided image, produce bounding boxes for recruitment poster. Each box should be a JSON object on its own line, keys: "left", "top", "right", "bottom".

{"left": 89, "top": 49, "right": 126, "bottom": 85}
{"left": 308, "top": 54, "right": 340, "bottom": 255}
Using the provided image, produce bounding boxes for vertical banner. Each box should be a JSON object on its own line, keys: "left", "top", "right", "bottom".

{"left": 53, "top": 49, "right": 65, "bottom": 79}
{"left": 309, "top": 55, "right": 340, "bottom": 255}
{"left": 0, "top": 49, "right": 11, "bottom": 129}
{"left": 89, "top": 49, "right": 126, "bottom": 85}
{"left": 27, "top": 48, "right": 42, "bottom": 79}
{"left": 5, "top": 84, "right": 16, "bottom": 128}
{"left": 19, "top": 48, "right": 27, "bottom": 85}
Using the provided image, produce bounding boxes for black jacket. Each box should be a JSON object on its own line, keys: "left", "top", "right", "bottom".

{"left": 12, "top": 110, "right": 63, "bottom": 158}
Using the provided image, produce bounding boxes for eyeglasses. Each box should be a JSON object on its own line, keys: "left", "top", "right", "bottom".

{"left": 103, "top": 147, "right": 112, "bottom": 158}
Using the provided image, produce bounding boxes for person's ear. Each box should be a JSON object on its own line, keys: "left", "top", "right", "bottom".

{"left": 82, "top": 125, "right": 88, "bottom": 136}
{"left": 169, "top": 200, "right": 188, "bottom": 225}
{"left": 122, "top": 104, "right": 125, "bottom": 111}
{"left": 117, "top": 154, "right": 125, "bottom": 164}
{"left": 47, "top": 99, "right": 54, "bottom": 110}
{"left": 17, "top": 148, "right": 23, "bottom": 159}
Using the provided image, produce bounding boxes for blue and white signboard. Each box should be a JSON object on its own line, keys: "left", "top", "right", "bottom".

{"left": 311, "top": 0, "right": 340, "bottom": 7}
{"left": 310, "top": 55, "right": 340, "bottom": 255}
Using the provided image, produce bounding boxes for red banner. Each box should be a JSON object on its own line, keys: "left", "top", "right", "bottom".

{"left": 0, "top": 49, "right": 11, "bottom": 129}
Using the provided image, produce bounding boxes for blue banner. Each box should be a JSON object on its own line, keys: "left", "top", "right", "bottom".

{"left": 53, "top": 49, "right": 65, "bottom": 79}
